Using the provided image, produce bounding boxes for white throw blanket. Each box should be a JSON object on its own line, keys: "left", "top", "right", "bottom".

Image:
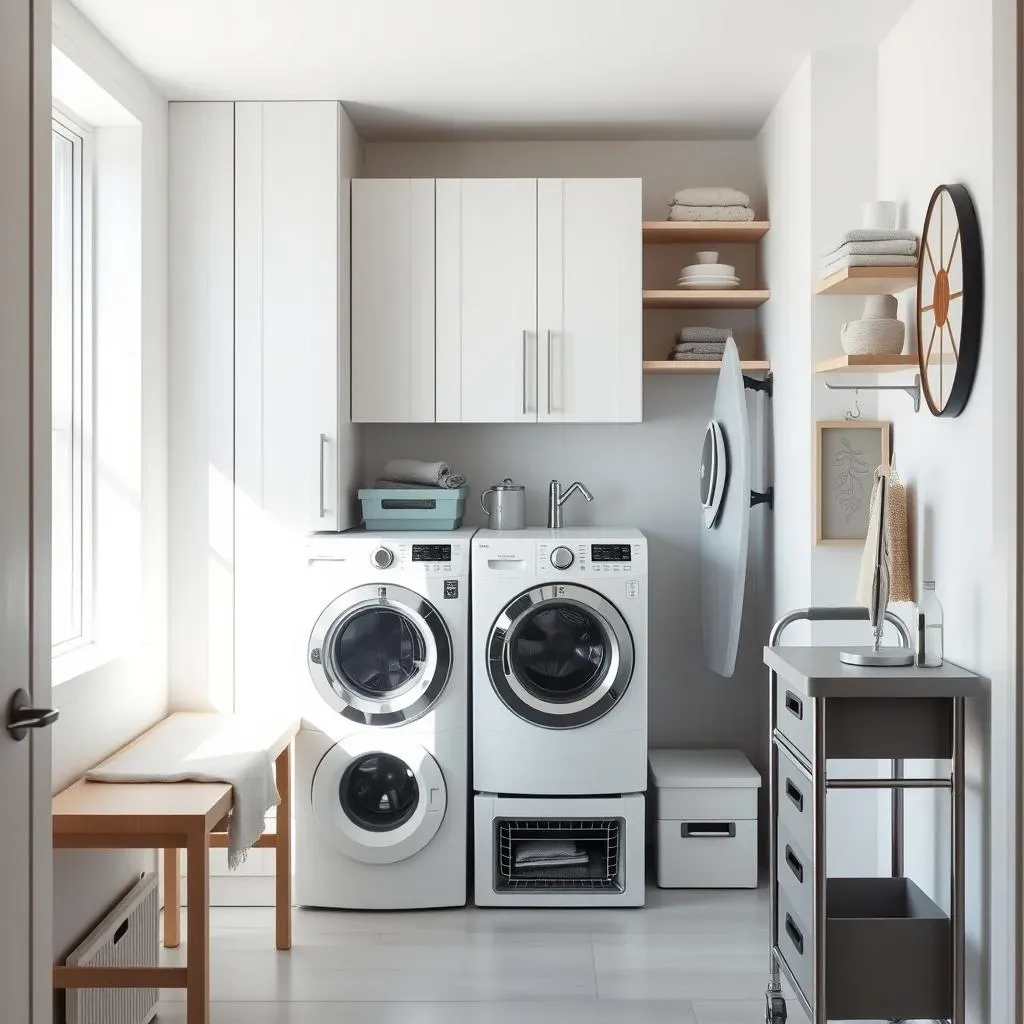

{"left": 671, "top": 186, "right": 750, "bottom": 208}
{"left": 379, "top": 458, "right": 466, "bottom": 489}
{"left": 668, "top": 205, "right": 756, "bottom": 222}
{"left": 822, "top": 238, "right": 919, "bottom": 261}
{"left": 86, "top": 713, "right": 282, "bottom": 870}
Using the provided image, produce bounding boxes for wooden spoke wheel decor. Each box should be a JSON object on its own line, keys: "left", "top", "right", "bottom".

{"left": 916, "top": 183, "right": 983, "bottom": 417}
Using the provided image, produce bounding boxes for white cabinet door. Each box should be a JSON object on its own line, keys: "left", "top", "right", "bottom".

{"left": 436, "top": 179, "right": 538, "bottom": 423}
{"left": 352, "top": 179, "right": 435, "bottom": 423}
{"left": 537, "top": 178, "right": 642, "bottom": 423}
{"left": 235, "top": 102, "right": 349, "bottom": 535}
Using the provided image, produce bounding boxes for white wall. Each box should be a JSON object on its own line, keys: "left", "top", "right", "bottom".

{"left": 877, "top": 0, "right": 1018, "bottom": 1019}
{"left": 361, "top": 138, "right": 771, "bottom": 766}
{"left": 49, "top": 0, "right": 169, "bottom": 966}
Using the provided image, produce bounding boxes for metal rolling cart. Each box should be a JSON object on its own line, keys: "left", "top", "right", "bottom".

{"left": 763, "top": 607, "right": 982, "bottom": 1024}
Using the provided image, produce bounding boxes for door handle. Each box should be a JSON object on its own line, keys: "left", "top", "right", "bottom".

{"left": 318, "top": 433, "right": 328, "bottom": 519}
{"left": 7, "top": 688, "right": 59, "bottom": 742}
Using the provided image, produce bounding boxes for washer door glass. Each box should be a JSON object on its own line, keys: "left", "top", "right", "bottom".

{"left": 308, "top": 584, "right": 453, "bottom": 727}
{"left": 488, "top": 584, "right": 634, "bottom": 729}
{"left": 340, "top": 752, "right": 419, "bottom": 833}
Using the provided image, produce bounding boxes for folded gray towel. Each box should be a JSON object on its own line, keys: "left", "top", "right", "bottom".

{"left": 833, "top": 229, "right": 919, "bottom": 244}
{"left": 823, "top": 238, "right": 918, "bottom": 261}
{"left": 671, "top": 187, "right": 750, "bottom": 208}
{"left": 515, "top": 841, "right": 581, "bottom": 865}
{"left": 379, "top": 458, "right": 466, "bottom": 489}
{"left": 674, "top": 342, "right": 727, "bottom": 355}
{"left": 668, "top": 205, "right": 756, "bottom": 223}
{"left": 672, "top": 352, "right": 727, "bottom": 361}
{"left": 374, "top": 478, "right": 468, "bottom": 491}
{"left": 678, "top": 326, "right": 733, "bottom": 343}
{"left": 820, "top": 253, "right": 919, "bottom": 278}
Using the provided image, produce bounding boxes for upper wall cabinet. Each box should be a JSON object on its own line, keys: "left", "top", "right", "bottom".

{"left": 351, "top": 179, "right": 436, "bottom": 423}
{"left": 235, "top": 102, "right": 351, "bottom": 532}
{"left": 428, "top": 177, "right": 641, "bottom": 423}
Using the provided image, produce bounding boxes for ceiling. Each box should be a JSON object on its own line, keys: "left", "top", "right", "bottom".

{"left": 70, "top": 0, "right": 913, "bottom": 140}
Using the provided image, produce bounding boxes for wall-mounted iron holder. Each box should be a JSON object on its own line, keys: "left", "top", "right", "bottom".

{"left": 750, "top": 487, "right": 774, "bottom": 510}
{"left": 824, "top": 374, "right": 921, "bottom": 414}
{"left": 744, "top": 373, "right": 774, "bottom": 397}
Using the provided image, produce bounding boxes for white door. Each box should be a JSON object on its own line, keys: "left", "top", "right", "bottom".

{"left": 436, "top": 179, "right": 538, "bottom": 423}
{"left": 352, "top": 179, "right": 436, "bottom": 423}
{"left": 1, "top": 0, "right": 54, "bottom": 1020}
{"left": 537, "top": 178, "right": 642, "bottom": 423}
{"left": 236, "top": 102, "right": 347, "bottom": 534}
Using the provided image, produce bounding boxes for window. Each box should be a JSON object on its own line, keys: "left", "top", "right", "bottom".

{"left": 51, "top": 110, "right": 92, "bottom": 653}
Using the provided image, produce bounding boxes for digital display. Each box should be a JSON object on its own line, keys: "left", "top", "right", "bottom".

{"left": 591, "top": 544, "right": 632, "bottom": 562}
{"left": 412, "top": 544, "right": 452, "bottom": 562}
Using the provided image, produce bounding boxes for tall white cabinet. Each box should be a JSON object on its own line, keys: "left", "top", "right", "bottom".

{"left": 352, "top": 176, "right": 642, "bottom": 424}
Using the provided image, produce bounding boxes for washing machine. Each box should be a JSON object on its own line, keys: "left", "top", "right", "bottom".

{"left": 295, "top": 528, "right": 473, "bottom": 909}
{"left": 471, "top": 528, "right": 648, "bottom": 796}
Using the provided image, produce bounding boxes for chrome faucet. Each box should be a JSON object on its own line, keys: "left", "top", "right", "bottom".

{"left": 547, "top": 479, "right": 593, "bottom": 529}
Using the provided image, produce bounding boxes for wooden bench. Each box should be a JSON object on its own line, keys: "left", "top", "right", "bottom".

{"left": 52, "top": 716, "right": 298, "bottom": 1024}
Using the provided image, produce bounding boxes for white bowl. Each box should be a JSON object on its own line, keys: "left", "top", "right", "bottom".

{"left": 680, "top": 263, "right": 735, "bottom": 278}
{"left": 696, "top": 250, "right": 719, "bottom": 264}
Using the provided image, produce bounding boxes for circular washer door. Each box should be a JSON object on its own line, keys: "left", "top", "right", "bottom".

{"left": 487, "top": 583, "right": 634, "bottom": 729}
{"left": 308, "top": 583, "right": 453, "bottom": 727}
{"left": 311, "top": 734, "right": 447, "bottom": 865}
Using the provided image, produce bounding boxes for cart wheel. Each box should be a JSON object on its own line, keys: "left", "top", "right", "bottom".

{"left": 765, "top": 991, "right": 787, "bottom": 1024}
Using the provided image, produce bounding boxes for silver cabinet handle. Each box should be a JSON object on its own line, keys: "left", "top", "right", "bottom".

{"left": 522, "top": 331, "right": 528, "bottom": 415}
{"left": 546, "top": 329, "right": 554, "bottom": 414}
{"left": 318, "top": 433, "right": 328, "bottom": 519}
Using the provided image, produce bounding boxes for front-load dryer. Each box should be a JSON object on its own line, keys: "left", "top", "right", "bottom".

{"left": 295, "top": 725, "right": 467, "bottom": 909}
{"left": 299, "top": 529, "right": 473, "bottom": 737}
{"left": 471, "top": 528, "right": 648, "bottom": 796}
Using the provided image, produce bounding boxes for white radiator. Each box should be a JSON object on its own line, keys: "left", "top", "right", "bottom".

{"left": 66, "top": 871, "right": 159, "bottom": 1024}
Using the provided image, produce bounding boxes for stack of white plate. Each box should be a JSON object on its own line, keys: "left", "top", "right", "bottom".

{"left": 676, "top": 250, "right": 741, "bottom": 290}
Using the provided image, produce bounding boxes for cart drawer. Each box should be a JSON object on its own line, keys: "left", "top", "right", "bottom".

{"left": 775, "top": 683, "right": 812, "bottom": 760}
{"left": 776, "top": 822, "right": 812, "bottom": 927}
{"left": 656, "top": 818, "right": 757, "bottom": 888}
{"left": 776, "top": 884, "right": 813, "bottom": 1006}
{"left": 777, "top": 747, "right": 813, "bottom": 860}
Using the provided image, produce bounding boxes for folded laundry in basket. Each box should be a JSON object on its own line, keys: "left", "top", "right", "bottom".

{"left": 379, "top": 458, "right": 466, "bottom": 489}
{"left": 515, "top": 840, "right": 586, "bottom": 867}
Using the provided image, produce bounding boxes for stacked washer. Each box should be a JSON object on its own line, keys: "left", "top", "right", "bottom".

{"left": 295, "top": 529, "right": 473, "bottom": 910}
{"left": 471, "top": 528, "right": 648, "bottom": 906}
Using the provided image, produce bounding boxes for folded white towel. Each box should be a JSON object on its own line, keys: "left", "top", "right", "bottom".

{"left": 679, "top": 326, "right": 734, "bottom": 343}
{"left": 671, "top": 186, "right": 750, "bottom": 208}
{"left": 820, "top": 253, "right": 919, "bottom": 278}
{"left": 832, "top": 229, "right": 919, "bottom": 245}
{"left": 823, "top": 239, "right": 918, "bottom": 261}
{"left": 86, "top": 713, "right": 283, "bottom": 870}
{"left": 379, "top": 459, "right": 466, "bottom": 489}
{"left": 668, "top": 205, "right": 755, "bottom": 223}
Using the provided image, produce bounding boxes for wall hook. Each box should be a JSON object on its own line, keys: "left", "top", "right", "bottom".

{"left": 845, "top": 389, "right": 862, "bottom": 421}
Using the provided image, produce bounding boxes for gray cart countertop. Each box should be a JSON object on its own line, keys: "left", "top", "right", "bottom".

{"left": 763, "top": 646, "right": 984, "bottom": 699}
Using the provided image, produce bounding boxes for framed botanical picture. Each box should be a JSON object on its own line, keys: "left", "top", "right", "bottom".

{"left": 815, "top": 421, "right": 891, "bottom": 544}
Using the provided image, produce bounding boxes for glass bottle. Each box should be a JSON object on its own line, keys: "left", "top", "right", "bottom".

{"left": 917, "top": 581, "right": 944, "bottom": 667}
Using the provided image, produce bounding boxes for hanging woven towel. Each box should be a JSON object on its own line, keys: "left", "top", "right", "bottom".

{"left": 856, "top": 466, "right": 913, "bottom": 606}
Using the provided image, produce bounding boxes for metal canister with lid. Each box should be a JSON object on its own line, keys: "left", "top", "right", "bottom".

{"left": 479, "top": 478, "right": 526, "bottom": 530}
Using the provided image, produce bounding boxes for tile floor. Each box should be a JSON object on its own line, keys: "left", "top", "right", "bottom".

{"left": 155, "top": 885, "right": 793, "bottom": 1024}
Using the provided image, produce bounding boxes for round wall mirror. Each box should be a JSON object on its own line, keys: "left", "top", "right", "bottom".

{"left": 916, "top": 183, "right": 983, "bottom": 417}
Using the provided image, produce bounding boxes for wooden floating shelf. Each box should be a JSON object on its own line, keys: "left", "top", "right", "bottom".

{"left": 642, "top": 220, "right": 770, "bottom": 244}
{"left": 643, "top": 289, "right": 770, "bottom": 310}
{"left": 644, "top": 360, "right": 771, "bottom": 375}
{"left": 815, "top": 265, "right": 918, "bottom": 295}
{"left": 814, "top": 354, "right": 919, "bottom": 375}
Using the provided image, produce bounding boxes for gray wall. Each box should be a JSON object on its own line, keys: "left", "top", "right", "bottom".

{"left": 364, "top": 376, "right": 770, "bottom": 765}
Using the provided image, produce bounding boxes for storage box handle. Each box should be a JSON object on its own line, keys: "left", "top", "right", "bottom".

{"left": 784, "top": 690, "right": 803, "bottom": 720}
{"left": 380, "top": 498, "right": 439, "bottom": 510}
{"left": 785, "top": 778, "right": 804, "bottom": 813}
{"left": 784, "top": 914, "right": 804, "bottom": 955}
{"left": 784, "top": 844, "right": 804, "bottom": 883}
{"left": 681, "top": 822, "right": 736, "bottom": 839}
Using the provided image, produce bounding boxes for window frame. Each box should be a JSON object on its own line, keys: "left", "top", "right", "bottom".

{"left": 50, "top": 105, "right": 94, "bottom": 657}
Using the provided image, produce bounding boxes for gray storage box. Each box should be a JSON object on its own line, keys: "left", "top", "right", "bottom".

{"left": 825, "top": 876, "right": 951, "bottom": 1021}
{"left": 358, "top": 486, "right": 469, "bottom": 531}
{"left": 649, "top": 749, "right": 761, "bottom": 889}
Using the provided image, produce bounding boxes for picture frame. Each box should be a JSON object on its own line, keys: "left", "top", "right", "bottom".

{"left": 815, "top": 421, "right": 891, "bottom": 545}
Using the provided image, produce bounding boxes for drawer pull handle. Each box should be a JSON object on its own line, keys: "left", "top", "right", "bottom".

{"left": 784, "top": 845, "right": 804, "bottom": 883}
{"left": 681, "top": 822, "right": 736, "bottom": 839}
{"left": 785, "top": 778, "right": 804, "bottom": 813}
{"left": 784, "top": 690, "right": 803, "bottom": 720}
{"left": 785, "top": 914, "right": 804, "bottom": 955}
